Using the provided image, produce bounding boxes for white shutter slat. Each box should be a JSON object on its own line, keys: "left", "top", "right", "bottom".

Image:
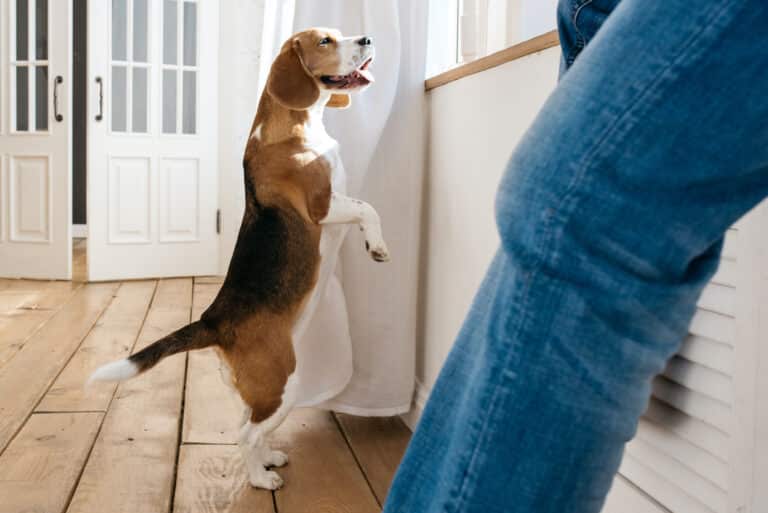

{"left": 643, "top": 397, "right": 729, "bottom": 462}
{"left": 697, "top": 284, "right": 736, "bottom": 318}
{"left": 662, "top": 356, "right": 731, "bottom": 405}
{"left": 689, "top": 309, "right": 734, "bottom": 347}
{"left": 652, "top": 376, "right": 731, "bottom": 432}
{"left": 634, "top": 418, "right": 728, "bottom": 489}
{"left": 622, "top": 440, "right": 726, "bottom": 513}
{"left": 602, "top": 476, "right": 668, "bottom": 513}
{"left": 710, "top": 259, "right": 737, "bottom": 287}
{"left": 677, "top": 335, "right": 732, "bottom": 375}
{"left": 721, "top": 229, "right": 738, "bottom": 261}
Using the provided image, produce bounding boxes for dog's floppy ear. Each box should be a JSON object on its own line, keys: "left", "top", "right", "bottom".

{"left": 327, "top": 94, "right": 351, "bottom": 109}
{"left": 267, "top": 39, "right": 320, "bottom": 110}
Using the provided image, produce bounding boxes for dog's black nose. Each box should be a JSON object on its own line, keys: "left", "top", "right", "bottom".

{"left": 357, "top": 36, "right": 373, "bottom": 46}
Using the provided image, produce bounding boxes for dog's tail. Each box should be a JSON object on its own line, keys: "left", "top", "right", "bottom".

{"left": 88, "top": 320, "right": 216, "bottom": 384}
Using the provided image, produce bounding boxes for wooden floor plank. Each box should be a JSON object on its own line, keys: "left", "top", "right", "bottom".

{"left": 72, "top": 239, "right": 87, "bottom": 283}
{"left": 37, "top": 281, "right": 158, "bottom": 413}
{"left": 183, "top": 281, "right": 242, "bottom": 444}
{"left": 195, "top": 276, "right": 225, "bottom": 285}
{"left": 0, "top": 281, "right": 82, "bottom": 370}
{"left": 0, "top": 412, "right": 103, "bottom": 513}
{"left": 184, "top": 349, "right": 243, "bottom": 445}
{"left": 335, "top": 414, "right": 411, "bottom": 505}
{"left": 272, "top": 408, "right": 381, "bottom": 513}
{"left": 0, "top": 283, "right": 118, "bottom": 453}
{"left": 67, "top": 278, "right": 193, "bottom": 513}
{"left": 173, "top": 445, "right": 275, "bottom": 513}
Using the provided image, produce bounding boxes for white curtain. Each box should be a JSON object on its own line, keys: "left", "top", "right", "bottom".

{"left": 256, "top": 0, "right": 428, "bottom": 416}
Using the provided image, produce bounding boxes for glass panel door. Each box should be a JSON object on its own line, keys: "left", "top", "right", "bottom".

{"left": 0, "top": 0, "right": 72, "bottom": 279}
{"left": 87, "top": 0, "right": 218, "bottom": 281}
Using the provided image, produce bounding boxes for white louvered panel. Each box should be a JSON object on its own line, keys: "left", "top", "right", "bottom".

{"left": 651, "top": 376, "right": 731, "bottom": 433}
{"left": 644, "top": 397, "right": 729, "bottom": 461}
{"left": 662, "top": 356, "right": 731, "bottom": 404}
{"left": 677, "top": 335, "right": 732, "bottom": 375}
{"left": 689, "top": 309, "right": 734, "bottom": 347}
{"left": 711, "top": 259, "right": 737, "bottom": 287}
{"left": 697, "top": 283, "right": 736, "bottom": 317}
{"left": 634, "top": 418, "right": 728, "bottom": 489}
{"left": 621, "top": 448, "right": 725, "bottom": 513}
{"left": 622, "top": 221, "right": 741, "bottom": 513}
{"left": 603, "top": 476, "right": 667, "bottom": 513}
{"left": 721, "top": 228, "right": 738, "bottom": 260}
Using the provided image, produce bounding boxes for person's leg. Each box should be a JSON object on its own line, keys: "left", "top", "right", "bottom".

{"left": 557, "top": 0, "right": 623, "bottom": 72}
{"left": 384, "top": 1, "right": 768, "bottom": 512}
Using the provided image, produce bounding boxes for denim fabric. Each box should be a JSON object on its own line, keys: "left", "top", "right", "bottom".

{"left": 383, "top": 1, "right": 768, "bottom": 512}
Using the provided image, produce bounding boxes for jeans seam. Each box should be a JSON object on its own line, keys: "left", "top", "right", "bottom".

{"left": 567, "top": 0, "right": 594, "bottom": 65}
{"left": 447, "top": 1, "right": 744, "bottom": 511}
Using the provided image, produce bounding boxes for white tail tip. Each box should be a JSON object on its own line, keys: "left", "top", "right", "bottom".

{"left": 87, "top": 358, "right": 139, "bottom": 385}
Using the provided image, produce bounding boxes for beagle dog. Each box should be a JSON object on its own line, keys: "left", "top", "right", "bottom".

{"left": 89, "top": 28, "right": 388, "bottom": 490}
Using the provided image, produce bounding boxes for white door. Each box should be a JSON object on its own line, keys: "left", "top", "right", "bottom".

{"left": 0, "top": 0, "right": 71, "bottom": 279}
{"left": 87, "top": 0, "right": 218, "bottom": 281}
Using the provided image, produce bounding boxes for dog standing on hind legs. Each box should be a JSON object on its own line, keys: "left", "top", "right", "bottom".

{"left": 89, "top": 28, "right": 388, "bottom": 490}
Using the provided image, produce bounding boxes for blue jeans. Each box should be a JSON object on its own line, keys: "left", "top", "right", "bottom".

{"left": 383, "top": 1, "right": 768, "bottom": 512}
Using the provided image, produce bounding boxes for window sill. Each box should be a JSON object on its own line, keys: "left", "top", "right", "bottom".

{"left": 424, "top": 30, "right": 560, "bottom": 91}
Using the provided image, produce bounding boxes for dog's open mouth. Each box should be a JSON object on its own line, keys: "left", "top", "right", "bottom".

{"left": 320, "top": 58, "right": 374, "bottom": 89}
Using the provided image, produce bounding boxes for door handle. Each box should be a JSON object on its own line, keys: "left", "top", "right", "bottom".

{"left": 95, "top": 77, "right": 104, "bottom": 121}
{"left": 53, "top": 76, "right": 63, "bottom": 122}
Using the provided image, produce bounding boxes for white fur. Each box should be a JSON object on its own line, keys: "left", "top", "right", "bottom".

{"left": 239, "top": 373, "right": 300, "bottom": 489}
{"left": 87, "top": 358, "right": 139, "bottom": 384}
{"left": 336, "top": 36, "right": 374, "bottom": 75}
{"left": 320, "top": 192, "right": 390, "bottom": 261}
{"left": 305, "top": 90, "right": 338, "bottom": 157}
{"left": 251, "top": 123, "right": 262, "bottom": 140}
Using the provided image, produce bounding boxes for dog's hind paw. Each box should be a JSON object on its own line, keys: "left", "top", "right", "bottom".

{"left": 265, "top": 449, "right": 288, "bottom": 468}
{"left": 249, "top": 470, "right": 284, "bottom": 490}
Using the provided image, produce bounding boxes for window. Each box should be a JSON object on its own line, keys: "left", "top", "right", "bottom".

{"left": 427, "top": 0, "right": 558, "bottom": 78}
{"left": 12, "top": 0, "right": 49, "bottom": 132}
{"left": 162, "top": 0, "right": 198, "bottom": 135}
{"left": 111, "top": 0, "right": 150, "bottom": 133}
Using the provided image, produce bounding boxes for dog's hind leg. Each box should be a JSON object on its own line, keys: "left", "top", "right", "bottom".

{"left": 239, "top": 373, "right": 299, "bottom": 489}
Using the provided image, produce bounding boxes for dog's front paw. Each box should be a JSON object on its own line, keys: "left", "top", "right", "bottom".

{"left": 265, "top": 449, "right": 288, "bottom": 468}
{"left": 249, "top": 470, "right": 284, "bottom": 490}
{"left": 364, "top": 240, "right": 391, "bottom": 263}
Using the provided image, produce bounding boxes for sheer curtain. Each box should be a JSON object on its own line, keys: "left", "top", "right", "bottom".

{"left": 256, "top": 0, "right": 428, "bottom": 415}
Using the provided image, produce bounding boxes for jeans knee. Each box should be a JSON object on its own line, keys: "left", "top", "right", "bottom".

{"left": 494, "top": 153, "right": 560, "bottom": 270}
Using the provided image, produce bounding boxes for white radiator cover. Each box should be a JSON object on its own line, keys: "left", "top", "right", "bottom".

{"left": 609, "top": 202, "right": 768, "bottom": 513}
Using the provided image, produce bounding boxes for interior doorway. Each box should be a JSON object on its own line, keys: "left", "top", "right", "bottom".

{"left": 72, "top": 0, "right": 87, "bottom": 281}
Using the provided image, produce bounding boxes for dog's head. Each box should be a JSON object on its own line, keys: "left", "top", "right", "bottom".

{"left": 266, "top": 28, "right": 375, "bottom": 111}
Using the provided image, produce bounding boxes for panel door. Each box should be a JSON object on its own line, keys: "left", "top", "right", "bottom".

{"left": 0, "top": 0, "right": 71, "bottom": 279}
{"left": 88, "top": 0, "right": 218, "bottom": 281}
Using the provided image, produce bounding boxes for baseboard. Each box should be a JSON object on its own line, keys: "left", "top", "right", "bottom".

{"left": 72, "top": 224, "right": 87, "bottom": 238}
{"left": 400, "top": 379, "right": 431, "bottom": 431}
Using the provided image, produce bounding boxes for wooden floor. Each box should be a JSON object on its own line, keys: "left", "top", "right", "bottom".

{"left": 0, "top": 252, "right": 411, "bottom": 513}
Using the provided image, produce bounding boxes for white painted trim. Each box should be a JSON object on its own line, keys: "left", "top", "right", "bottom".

{"left": 72, "top": 224, "right": 88, "bottom": 238}
{"left": 400, "top": 379, "right": 431, "bottom": 431}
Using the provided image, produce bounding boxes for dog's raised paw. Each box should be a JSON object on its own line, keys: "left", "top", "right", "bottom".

{"left": 265, "top": 450, "right": 288, "bottom": 468}
{"left": 367, "top": 243, "right": 390, "bottom": 262}
{"left": 250, "top": 470, "right": 284, "bottom": 490}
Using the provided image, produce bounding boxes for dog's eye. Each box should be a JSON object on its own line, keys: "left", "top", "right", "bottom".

{"left": 318, "top": 37, "right": 332, "bottom": 46}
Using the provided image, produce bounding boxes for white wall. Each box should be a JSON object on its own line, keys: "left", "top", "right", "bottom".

{"left": 414, "top": 47, "right": 560, "bottom": 415}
